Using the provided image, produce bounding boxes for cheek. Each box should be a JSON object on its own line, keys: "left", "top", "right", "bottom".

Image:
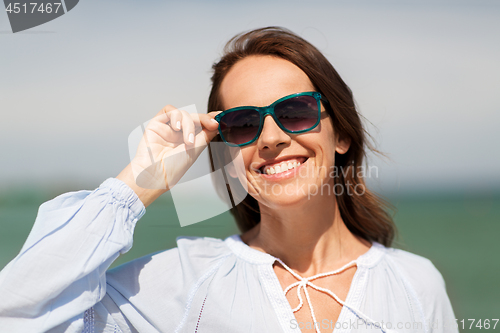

{"left": 312, "top": 127, "right": 337, "bottom": 170}
{"left": 224, "top": 146, "right": 252, "bottom": 180}
{"left": 324, "top": 138, "right": 338, "bottom": 167}
{"left": 240, "top": 147, "right": 258, "bottom": 173}
{"left": 321, "top": 121, "right": 337, "bottom": 155}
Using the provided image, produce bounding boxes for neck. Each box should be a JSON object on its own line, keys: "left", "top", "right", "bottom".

{"left": 241, "top": 193, "right": 371, "bottom": 276}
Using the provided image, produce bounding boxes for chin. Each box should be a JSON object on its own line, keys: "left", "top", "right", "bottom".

{"left": 252, "top": 191, "right": 313, "bottom": 210}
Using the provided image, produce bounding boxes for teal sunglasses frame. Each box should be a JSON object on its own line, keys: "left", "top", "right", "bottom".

{"left": 214, "top": 91, "right": 328, "bottom": 147}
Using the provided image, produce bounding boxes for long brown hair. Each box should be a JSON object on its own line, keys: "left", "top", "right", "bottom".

{"left": 207, "top": 27, "right": 396, "bottom": 247}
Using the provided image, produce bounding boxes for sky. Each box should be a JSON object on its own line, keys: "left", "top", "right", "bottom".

{"left": 1, "top": 0, "right": 499, "bottom": 196}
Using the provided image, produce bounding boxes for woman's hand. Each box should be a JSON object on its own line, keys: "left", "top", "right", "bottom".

{"left": 117, "top": 105, "right": 220, "bottom": 207}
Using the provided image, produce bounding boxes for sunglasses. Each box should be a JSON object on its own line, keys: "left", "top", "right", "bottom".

{"left": 214, "top": 91, "right": 328, "bottom": 147}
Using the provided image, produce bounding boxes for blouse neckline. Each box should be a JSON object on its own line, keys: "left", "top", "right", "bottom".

{"left": 224, "top": 234, "right": 386, "bottom": 268}
{"left": 224, "top": 234, "right": 388, "bottom": 333}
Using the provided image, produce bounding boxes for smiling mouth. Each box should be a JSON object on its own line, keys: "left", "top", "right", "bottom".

{"left": 259, "top": 157, "right": 308, "bottom": 175}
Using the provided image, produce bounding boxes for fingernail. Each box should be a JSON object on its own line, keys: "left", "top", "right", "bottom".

{"left": 211, "top": 119, "right": 218, "bottom": 124}
{"left": 176, "top": 121, "right": 181, "bottom": 130}
{"left": 188, "top": 133, "right": 194, "bottom": 143}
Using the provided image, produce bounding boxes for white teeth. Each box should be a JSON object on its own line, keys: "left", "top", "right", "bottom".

{"left": 265, "top": 167, "right": 275, "bottom": 175}
{"left": 263, "top": 159, "right": 303, "bottom": 175}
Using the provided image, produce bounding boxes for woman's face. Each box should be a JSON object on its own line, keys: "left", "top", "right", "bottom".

{"left": 219, "top": 55, "right": 349, "bottom": 210}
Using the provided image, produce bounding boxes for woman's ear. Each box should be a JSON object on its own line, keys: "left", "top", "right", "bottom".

{"left": 335, "top": 135, "right": 351, "bottom": 155}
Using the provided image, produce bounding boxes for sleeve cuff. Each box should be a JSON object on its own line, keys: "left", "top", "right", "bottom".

{"left": 99, "top": 178, "right": 146, "bottom": 222}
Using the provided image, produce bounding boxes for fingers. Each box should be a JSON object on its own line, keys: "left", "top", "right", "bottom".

{"left": 153, "top": 106, "right": 222, "bottom": 146}
{"left": 201, "top": 111, "right": 221, "bottom": 131}
{"left": 179, "top": 109, "right": 196, "bottom": 144}
{"left": 199, "top": 111, "right": 222, "bottom": 141}
{"left": 153, "top": 105, "right": 195, "bottom": 146}
{"left": 168, "top": 109, "right": 184, "bottom": 133}
{"left": 154, "top": 105, "right": 174, "bottom": 124}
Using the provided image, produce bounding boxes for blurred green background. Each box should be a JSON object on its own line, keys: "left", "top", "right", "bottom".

{"left": 1, "top": 188, "right": 499, "bottom": 331}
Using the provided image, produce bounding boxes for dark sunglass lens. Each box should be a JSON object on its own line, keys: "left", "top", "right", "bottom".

{"left": 219, "top": 109, "right": 261, "bottom": 145}
{"left": 274, "top": 95, "right": 319, "bottom": 132}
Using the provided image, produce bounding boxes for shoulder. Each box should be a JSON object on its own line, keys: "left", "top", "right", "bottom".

{"left": 363, "top": 245, "right": 457, "bottom": 330}
{"left": 361, "top": 242, "right": 446, "bottom": 295}
{"left": 106, "top": 236, "right": 233, "bottom": 287}
{"left": 378, "top": 246, "right": 455, "bottom": 317}
{"left": 100, "top": 236, "right": 241, "bottom": 330}
{"left": 380, "top": 246, "right": 457, "bottom": 329}
{"left": 382, "top": 246, "right": 446, "bottom": 293}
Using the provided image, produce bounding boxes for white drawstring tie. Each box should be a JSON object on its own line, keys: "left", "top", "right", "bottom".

{"left": 276, "top": 258, "right": 394, "bottom": 333}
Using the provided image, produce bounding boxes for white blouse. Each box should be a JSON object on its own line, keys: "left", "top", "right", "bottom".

{"left": 0, "top": 178, "right": 458, "bottom": 333}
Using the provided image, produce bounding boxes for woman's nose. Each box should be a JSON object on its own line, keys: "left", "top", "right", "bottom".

{"left": 256, "top": 115, "right": 291, "bottom": 150}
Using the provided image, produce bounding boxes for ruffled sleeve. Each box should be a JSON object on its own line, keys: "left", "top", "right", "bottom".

{"left": 0, "top": 178, "right": 145, "bottom": 333}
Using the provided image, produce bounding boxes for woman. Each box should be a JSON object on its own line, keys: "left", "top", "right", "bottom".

{"left": 0, "top": 27, "right": 457, "bottom": 332}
